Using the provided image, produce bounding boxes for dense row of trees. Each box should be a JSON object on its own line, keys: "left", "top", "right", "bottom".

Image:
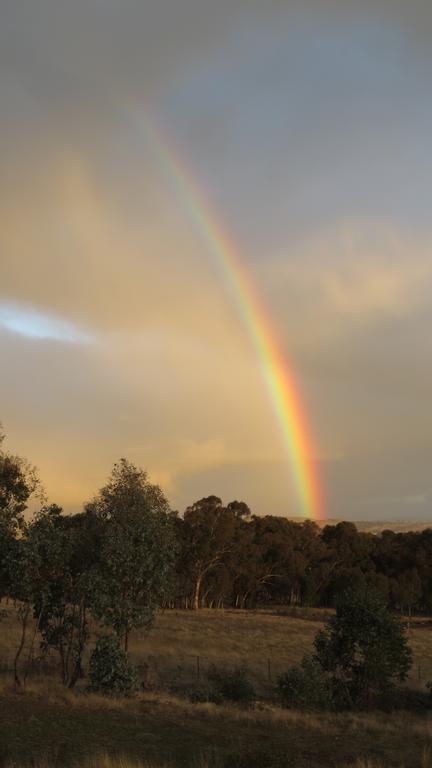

{"left": 1, "top": 426, "right": 432, "bottom": 687}
{"left": 175, "top": 495, "right": 432, "bottom": 613}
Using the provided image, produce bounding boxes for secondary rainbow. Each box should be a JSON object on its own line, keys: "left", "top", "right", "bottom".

{"left": 146, "top": 123, "right": 324, "bottom": 521}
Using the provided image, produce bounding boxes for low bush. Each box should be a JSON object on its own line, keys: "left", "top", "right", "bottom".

{"left": 87, "top": 635, "right": 138, "bottom": 697}
{"left": 277, "top": 655, "right": 333, "bottom": 711}
{"left": 206, "top": 664, "right": 255, "bottom": 706}
{"left": 187, "top": 684, "right": 215, "bottom": 704}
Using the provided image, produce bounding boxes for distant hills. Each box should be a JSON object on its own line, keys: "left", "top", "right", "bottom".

{"left": 352, "top": 520, "right": 432, "bottom": 534}
{"left": 288, "top": 518, "right": 432, "bottom": 534}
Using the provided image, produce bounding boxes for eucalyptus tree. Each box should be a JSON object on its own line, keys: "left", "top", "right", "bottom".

{"left": 314, "top": 588, "right": 412, "bottom": 707}
{"left": 181, "top": 496, "right": 243, "bottom": 610}
{"left": 0, "top": 425, "right": 43, "bottom": 600}
{"left": 88, "top": 458, "right": 177, "bottom": 651}
{"left": 0, "top": 424, "right": 42, "bottom": 534}
{"left": 8, "top": 504, "right": 62, "bottom": 686}
{"left": 32, "top": 506, "right": 105, "bottom": 687}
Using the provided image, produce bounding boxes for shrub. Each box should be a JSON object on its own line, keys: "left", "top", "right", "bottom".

{"left": 277, "top": 655, "right": 333, "bottom": 710}
{"left": 207, "top": 664, "right": 255, "bottom": 706}
{"left": 88, "top": 635, "right": 138, "bottom": 696}
{"left": 187, "top": 684, "right": 214, "bottom": 704}
{"left": 314, "top": 588, "right": 412, "bottom": 708}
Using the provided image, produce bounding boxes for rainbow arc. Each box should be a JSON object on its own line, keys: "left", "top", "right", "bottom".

{"left": 147, "top": 122, "right": 324, "bottom": 521}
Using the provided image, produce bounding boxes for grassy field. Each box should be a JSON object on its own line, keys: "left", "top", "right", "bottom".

{"left": 1, "top": 607, "right": 327, "bottom": 696}
{"left": 128, "top": 608, "right": 432, "bottom": 693}
{"left": 129, "top": 609, "right": 327, "bottom": 695}
{"left": 1, "top": 607, "right": 432, "bottom": 767}
{"left": 2, "top": 680, "right": 432, "bottom": 768}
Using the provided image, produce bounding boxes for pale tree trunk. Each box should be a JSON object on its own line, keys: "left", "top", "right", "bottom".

{"left": 193, "top": 573, "right": 202, "bottom": 610}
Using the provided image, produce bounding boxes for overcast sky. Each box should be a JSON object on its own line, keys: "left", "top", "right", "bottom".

{"left": 1, "top": 1, "right": 432, "bottom": 520}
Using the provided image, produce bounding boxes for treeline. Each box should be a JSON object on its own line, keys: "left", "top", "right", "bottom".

{"left": 174, "top": 495, "right": 432, "bottom": 612}
{"left": 2, "top": 426, "right": 432, "bottom": 674}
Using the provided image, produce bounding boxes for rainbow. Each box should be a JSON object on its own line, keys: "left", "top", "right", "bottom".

{"left": 146, "top": 123, "right": 324, "bottom": 520}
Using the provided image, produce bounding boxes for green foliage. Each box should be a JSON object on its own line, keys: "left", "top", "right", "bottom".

{"left": 207, "top": 664, "right": 255, "bottom": 706}
{"left": 88, "top": 635, "right": 138, "bottom": 696}
{"left": 89, "top": 459, "right": 178, "bottom": 648}
{"left": 278, "top": 590, "right": 413, "bottom": 712}
{"left": 0, "top": 524, "right": 16, "bottom": 599}
{"left": 314, "top": 588, "right": 412, "bottom": 707}
{"left": 7, "top": 504, "right": 81, "bottom": 686}
{"left": 277, "top": 656, "right": 334, "bottom": 710}
{"left": 181, "top": 496, "right": 240, "bottom": 610}
{"left": 0, "top": 425, "right": 43, "bottom": 599}
{"left": 0, "top": 424, "right": 42, "bottom": 534}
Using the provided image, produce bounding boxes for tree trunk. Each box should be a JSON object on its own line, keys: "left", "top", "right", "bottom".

{"left": 68, "top": 602, "right": 87, "bottom": 689}
{"left": 64, "top": 605, "right": 77, "bottom": 686}
{"left": 60, "top": 642, "right": 67, "bottom": 685}
{"left": 24, "top": 606, "right": 44, "bottom": 684}
{"left": 14, "top": 604, "right": 30, "bottom": 688}
{"left": 193, "top": 573, "right": 202, "bottom": 610}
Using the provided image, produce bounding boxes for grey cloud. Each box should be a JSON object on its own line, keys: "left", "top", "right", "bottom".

{"left": 0, "top": 0, "right": 254, "bottom": 154}
{"left": 2, "top": 1, "right": 432, "bottom": 521}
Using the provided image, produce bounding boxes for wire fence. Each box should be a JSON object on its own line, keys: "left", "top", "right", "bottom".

{"left": 1, "top": 650, "right": 430, "bottom": 698}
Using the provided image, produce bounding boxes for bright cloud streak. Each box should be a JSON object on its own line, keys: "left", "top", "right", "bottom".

{"left": 0, "top": 303, "right": 93, "bottom": 344}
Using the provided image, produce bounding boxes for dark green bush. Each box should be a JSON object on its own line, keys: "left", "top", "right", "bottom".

{"left": 315, "top": 588, "right": 412, "bottom": 708}
{"left": 187, "top": 683, "right": 216, "bottom": 704}
{"left": 207, "top": 664, "right": 255, "bottom": 706}
{"left": 277, "top": 656, "right": 333, "bottom": 710}
{"left": 87, "top": 635, "right": 138, "bottom": 696}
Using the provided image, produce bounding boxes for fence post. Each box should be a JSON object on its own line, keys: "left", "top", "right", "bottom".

{"left": 267, "top": 658, "right": 272, "bottom": 682}
{"left": 196, "top": 655, "right": 200, "bottom": 681}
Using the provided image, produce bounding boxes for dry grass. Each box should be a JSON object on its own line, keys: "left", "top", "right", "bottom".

{"left": 3, "top": 757, "right": 169, "bottom": 768}
{"left": 1, "top": 605, "right": 322, "bottom": 694}
{"left": 1, "top": 679, "right": 432, "bottom": 766}
{"left": 2, "top": 759, "right": 431, "bottom": 768}
{"left": 5, "top": 758, "right": 429, "bottom": 768}
{"left": 2, "top": 606, "right": 432, "bottom": 767}
{"left": 128, "top": 609, "right": 322, "bottom": 694}
{"left": 101, "top": 607, "right": 432, "bottom": 692}
{"left": 2, "top": 603, "right": 432, "bottom": 695}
